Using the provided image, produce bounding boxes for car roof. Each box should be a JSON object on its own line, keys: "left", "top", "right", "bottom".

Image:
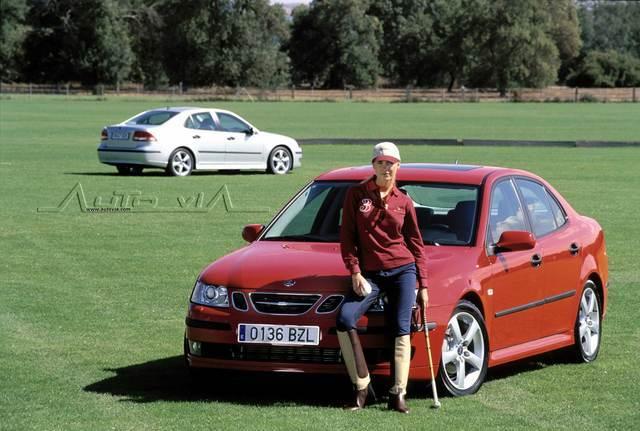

{"left": 316, "top": 163, "right": 528, "bottom": 185}
{"left": 145, "top": 107, "right": 234, "bottom": 114}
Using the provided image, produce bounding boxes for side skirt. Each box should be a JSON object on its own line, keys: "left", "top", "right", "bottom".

{"left": 488, "top": 331, "right": 573, "bottom": 367}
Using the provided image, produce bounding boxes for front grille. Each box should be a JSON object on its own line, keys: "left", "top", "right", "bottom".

{"left": 199, "top": 342, "right": 392, "bottom": 364}
{"left": 201, "top": 343, "right": 342, "bottom": 363}
{"left": 250, "top": 293, "right": 321, "bottom": 315}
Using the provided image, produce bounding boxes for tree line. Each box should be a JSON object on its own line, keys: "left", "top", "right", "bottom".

{"left": 1, "top": 0, "right": 640, "bottom": 94}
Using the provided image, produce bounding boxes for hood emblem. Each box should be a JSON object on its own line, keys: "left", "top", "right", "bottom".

{"left": 283, "top": 280, "right": 296, "bottom": 287}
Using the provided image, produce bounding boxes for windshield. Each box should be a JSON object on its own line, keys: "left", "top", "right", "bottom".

{"left": 263, "top": 181, "right": 479, "bottom": 246}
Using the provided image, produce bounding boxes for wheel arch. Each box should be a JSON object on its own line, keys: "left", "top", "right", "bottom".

{"left": 460, "top": 291, "right": 485, "bottom": 319}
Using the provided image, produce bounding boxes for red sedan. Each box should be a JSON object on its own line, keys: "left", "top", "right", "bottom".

{"left": 184, "top": 163, "right": 608, "bottom": 396}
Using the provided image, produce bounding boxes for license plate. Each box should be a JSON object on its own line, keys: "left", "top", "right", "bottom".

{"left": 110, "top": 131, "right": 129, "bottom": 140}
{"left": 238, "top": 323, "right": 320, "bottom": 346}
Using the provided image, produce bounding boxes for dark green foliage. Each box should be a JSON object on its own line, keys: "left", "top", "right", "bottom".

{"left": 22, "top": 0, "right": 133, "bottom": 85}
{"left": 161, "top": 0, "right": 289, "bottom": 88}
{"left": 0, "top": 0, "right": 28, "bottom": 81}
{"left": 466, "top": 0, "right": 560, "bottom": 95}
{"left": 289, "top": 0, "right": 381, "bottom": 88}
{"left": 567, "top": 50, "right": 640, "bottom": 88}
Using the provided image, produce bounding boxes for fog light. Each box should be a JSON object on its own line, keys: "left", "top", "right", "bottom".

{"left": 189, "top": 340, "right": 202, "bottom": 356}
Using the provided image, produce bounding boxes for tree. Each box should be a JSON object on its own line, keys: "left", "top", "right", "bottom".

{"left": 161, "top": 0, "right": 289, "bottom": 88}
{"left": 466, "top": 0, "right": 560, "bottom": 95}
{"left": 368, "top": 0, "right": 438, "bottom": 87}
{"left": 567, "top": 50, "right": 640, "bottom": 87}
{"left": 23, "top": 0, "right": 133, "bottom": 85}
{"left": 545, "top": 0, "right": 581, "bottom": 82}
{"left": 126, "top": 0, "right": 168, "bottom": 89}
{"left": 289, "top": 0, "right": 381, "bottom": 88}
{"left": 0, "top": 0, "right": 28, "bottom": 81}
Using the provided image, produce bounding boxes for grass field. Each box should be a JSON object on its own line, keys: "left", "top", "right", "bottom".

{"left": 1, "top": 97, "right": 639, "bottom": 430}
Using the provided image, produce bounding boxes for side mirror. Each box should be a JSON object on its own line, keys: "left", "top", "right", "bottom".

{"left": 244, "top": 127, "right": 255, "bottom": 136}
{"left": 495, "top": 230, "right": 536, "bottom": 252}
{"left": 242, "top": 224, "right": 264, "bottom": 243}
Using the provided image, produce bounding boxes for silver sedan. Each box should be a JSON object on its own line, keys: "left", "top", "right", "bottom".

{"left": 97, "top": 107, "right": 302, "bottom": 176}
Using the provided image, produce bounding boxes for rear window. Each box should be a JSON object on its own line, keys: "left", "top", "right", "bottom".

{"left": 126, "top": 111, "right": 178, "bottom": 125}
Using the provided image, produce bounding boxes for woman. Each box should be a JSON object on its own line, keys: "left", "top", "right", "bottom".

{"left": 337, "top": 142, "right": 429, "bottom": 413}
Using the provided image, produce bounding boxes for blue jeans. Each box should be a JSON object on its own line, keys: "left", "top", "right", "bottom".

{"left": 336, "top": 263, "right": 417, "bottom": 337}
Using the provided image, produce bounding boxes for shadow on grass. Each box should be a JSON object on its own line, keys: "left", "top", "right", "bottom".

{"left": 84, "top": 355, "right": 353, "bottom": 406}
{"left": 85, "top": 349, "right": 579, "bottom": 405}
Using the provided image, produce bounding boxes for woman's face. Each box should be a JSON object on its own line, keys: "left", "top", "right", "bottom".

{"left": 373, "top": 159, "right": 399, "bottom": 182}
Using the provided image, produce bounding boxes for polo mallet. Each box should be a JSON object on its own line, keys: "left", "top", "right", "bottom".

{"left": 422, "top": 306, "right": 441, "bottom": 408}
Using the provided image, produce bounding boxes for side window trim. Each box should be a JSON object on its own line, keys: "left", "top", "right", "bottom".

{"left": 513, "top": 176, "right": 565, "bottom": 238}
{"left": 485, "top": 176, "right": 531, "bottom": 254}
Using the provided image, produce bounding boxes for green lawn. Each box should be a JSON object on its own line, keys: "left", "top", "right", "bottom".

{"left": 1, "top": 98, "right": 639, "bottom": 430}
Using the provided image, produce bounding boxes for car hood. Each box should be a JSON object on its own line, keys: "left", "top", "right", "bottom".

{"left": 199, "top": 241, "right": 349, "bottom": 293}
{"left": 199, "top": 241, "right": 478, "bottom": 303}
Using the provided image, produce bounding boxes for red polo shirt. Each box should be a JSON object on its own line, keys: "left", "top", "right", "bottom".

{"left": 340, "top": 177, "right": 428, "bottom": 288}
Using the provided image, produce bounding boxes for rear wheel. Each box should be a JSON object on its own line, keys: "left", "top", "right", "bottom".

{"left": 166, "top": 148, "right": 194, "bottom": 176}
{"left": 573, "top": 281, "right": 601, "bottom": 362}
{"left": 116, "top": 165, "right": 131, "bottom": 175}
{"left": 439, "top": 300, "right": 489, "bottom": 396}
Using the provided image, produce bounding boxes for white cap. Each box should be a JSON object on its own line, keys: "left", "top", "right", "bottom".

{"left": 372, "top": 141, "right": 401, "bottom": 163}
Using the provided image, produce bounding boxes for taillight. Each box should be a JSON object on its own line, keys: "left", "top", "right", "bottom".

{"left": 132, "top": 131, "right": 157, "bottom": 142}
{"left": 101, "top": 129, "right": 108, "bottom": 140}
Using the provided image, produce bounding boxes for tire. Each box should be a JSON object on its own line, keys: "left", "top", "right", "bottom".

{"left": 116, "top": 165, "right": 131, "bottom": 175}
{"left": 166, "top": 148, "right": 194, "bottom": 176}
{"left": 438, "top": 300, "right": 489, "bottom": 396}
{"left": 573, "top": 280, "right": 602, "bottom": 362}
{"left": 267, "top": 146, "right": 292, "bottom": 175}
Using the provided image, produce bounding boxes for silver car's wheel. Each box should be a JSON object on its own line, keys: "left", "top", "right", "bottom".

{"left": 267, "top": 146, "right": 292, "bottom": 175}
{"left": 439, "top": 300, "right": 488, "bottom": 396}
{"left": 574, "top": 281, "right": 601, "bottom": 362}
{"left": 166, "top": 148, "right": 194, "bottom": 176}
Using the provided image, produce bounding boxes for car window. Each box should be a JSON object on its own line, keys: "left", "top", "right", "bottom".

{"left": 515, "top": 179, "right": 563, "bottom": 237}
{"left": 401, "top": 184, "right": 479, "bottom": 245}
{"left": 217, "top": 113, "right": 251, "bottom": 133}
{"left": 127, "top": 110, "right": 178, "bottom": 125}
{"left": 263, "top": 182, "right": 349, "bottom": 242}
{"left": 488, "top": 179, "right": 528, "bottom": 244}
{"left": 185, "top": 112, "right": 217, "bottom": 131}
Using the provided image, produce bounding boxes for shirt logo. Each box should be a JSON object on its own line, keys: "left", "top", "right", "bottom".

{"left": 359, "top": 198, "right": 373, "bottom": 213}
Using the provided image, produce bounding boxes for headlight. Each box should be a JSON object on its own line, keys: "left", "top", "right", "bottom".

{"left": 191, "top": 280, "right": 229, "bottom": 308}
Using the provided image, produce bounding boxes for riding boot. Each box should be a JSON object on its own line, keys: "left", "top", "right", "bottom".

{"left": 337, "top": 329, "right": 371, "bottom": 410}
{"left": 388, "top": 335, "right": 411, "bottom": 413}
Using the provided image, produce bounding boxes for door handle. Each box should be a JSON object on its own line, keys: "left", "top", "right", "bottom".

{"left": 192, "top": 135, "right": 201, "bottom": 139}
{"left": 227, "top": 136, "right": 235, "bottom": 141}
{"left": 530, "top": 253, "right": 542, "bottom": 267}
{"left": 569, "top": 243, "right": 580, "bottom": 255}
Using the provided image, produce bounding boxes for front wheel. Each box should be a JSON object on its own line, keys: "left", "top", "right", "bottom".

{"left": 573, "top": 281, "right": 602, "bottom": 362}
{"left": 166, "top": 148, "right": 194, "bottom": 176}
{"left": 439, "top": 300, "right": 489, "bottom": 396}
{"left": 267, "top": 146, "right": 292, "bottom": 175}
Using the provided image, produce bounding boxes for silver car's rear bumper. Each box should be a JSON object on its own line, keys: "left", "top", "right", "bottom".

{"left": 97, "top": 144, "right": 168, "bottom": 168}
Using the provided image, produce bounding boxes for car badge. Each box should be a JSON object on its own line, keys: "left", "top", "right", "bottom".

{"left": 283, "top": 280, "right": 296, "bottom": 287}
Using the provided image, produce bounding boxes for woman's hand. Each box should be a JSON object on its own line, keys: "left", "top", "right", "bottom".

{"left": 417, "top": 287, "right": 429, "bottom": 307}
{"left": 351, "top": 273, "right": 370, "bottom": 296}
